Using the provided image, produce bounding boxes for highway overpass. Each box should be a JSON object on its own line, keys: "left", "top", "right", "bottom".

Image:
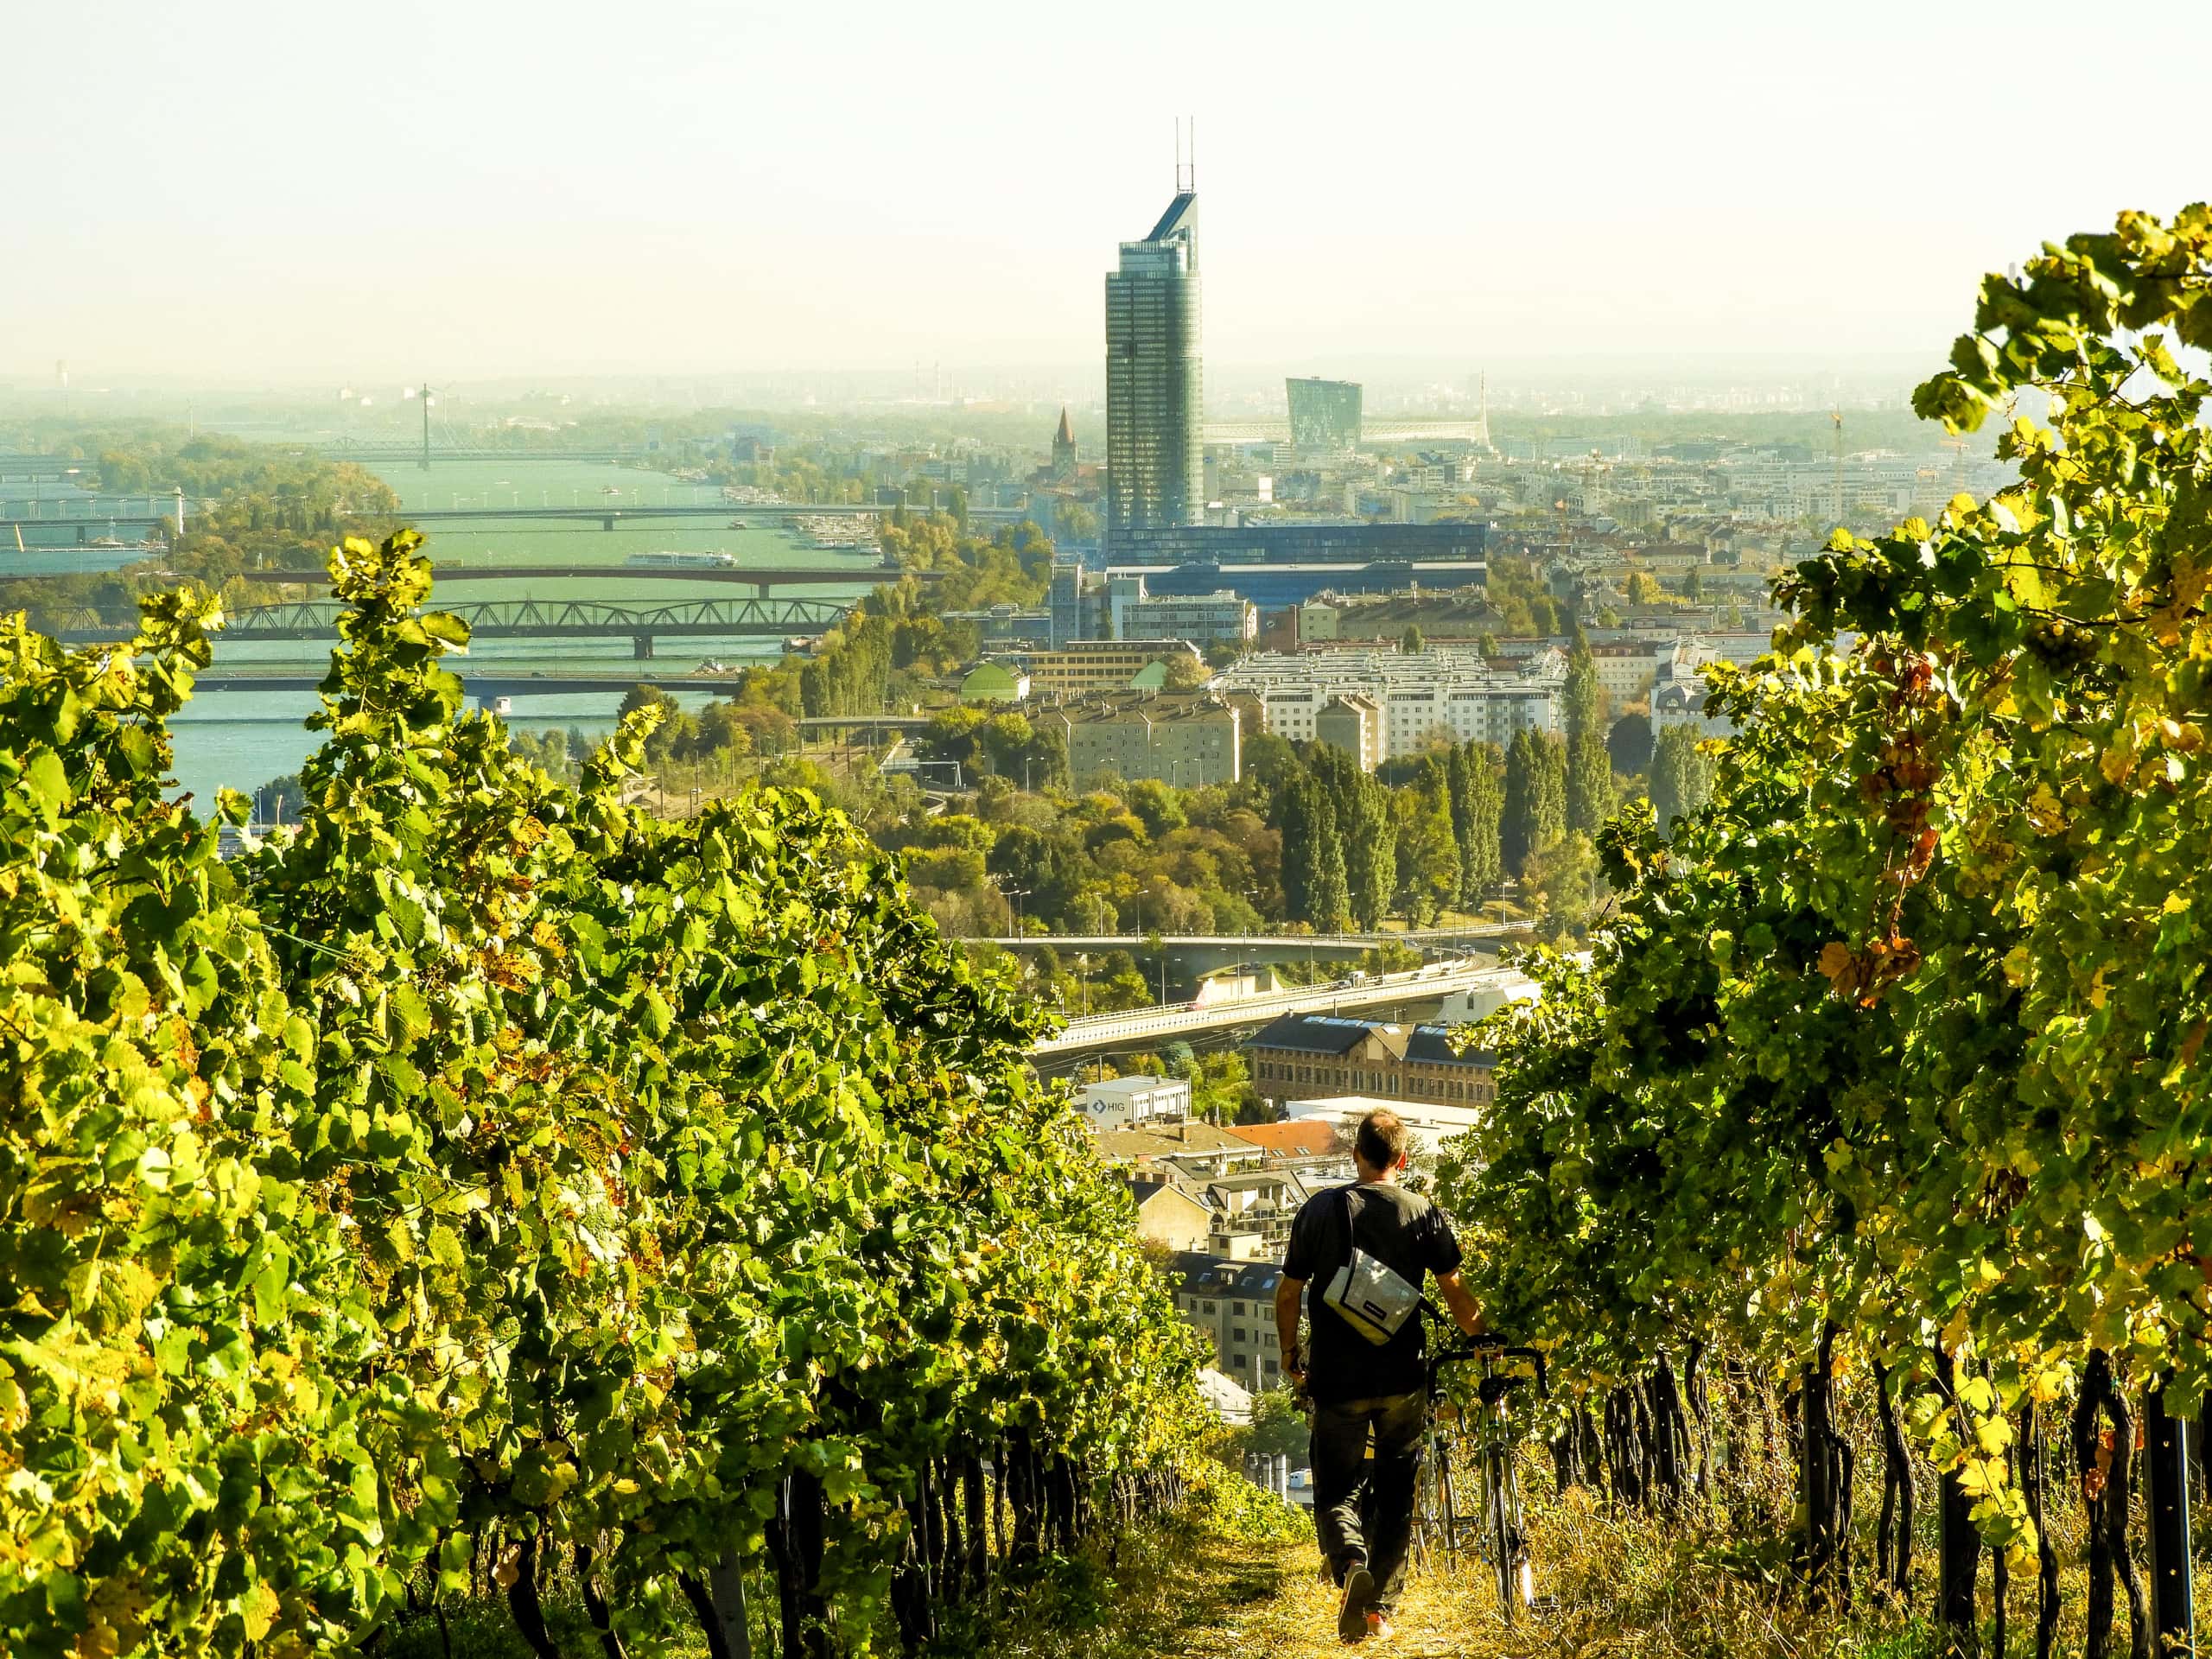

{"left": 976, "top": 927, "right": 1516, "bottom": 974}
{"left": 1029, "top": 959, "right": 1520, "bottom": 1063}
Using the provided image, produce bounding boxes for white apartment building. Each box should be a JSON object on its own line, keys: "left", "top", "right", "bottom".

{"left": 1589, "top": 641, "right": 1664, "bottom": 706}
{"left": 1680, "top": 631, "right": 1776, "bottom": 669}
{"left": 1221, "top": 646, "right": 1566, "bottom": 760}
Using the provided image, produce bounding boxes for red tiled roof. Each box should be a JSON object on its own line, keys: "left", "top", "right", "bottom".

{"left": 1222, "top": 1121, "right": 1339, "bottom": 1157}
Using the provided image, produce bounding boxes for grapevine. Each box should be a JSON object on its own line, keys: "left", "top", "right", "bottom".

{"left": 0, "top": 530, "right": 1205, "bottom": 1658}
{"left": 1437, "top": 206, "right": 2212, "bottom": 1655}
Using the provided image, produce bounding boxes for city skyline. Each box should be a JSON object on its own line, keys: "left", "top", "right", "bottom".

{"left": 9, "top": 0, "right": 2212, "bottom": 383}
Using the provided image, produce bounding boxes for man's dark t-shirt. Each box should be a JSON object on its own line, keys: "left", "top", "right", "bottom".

{"left": 1283, "top": 1181, "right": 1464, "bottom": 1405}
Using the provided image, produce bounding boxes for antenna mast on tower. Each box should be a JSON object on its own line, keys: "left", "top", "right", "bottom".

{"left": 1831, "top": 407, "right": 1845, "bottom": 530}
{"left": 1175, "top": 116, "right": 1195, "bottom": 194}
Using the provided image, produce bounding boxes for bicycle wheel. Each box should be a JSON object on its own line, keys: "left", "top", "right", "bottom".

{"left": 1409, "top": 1449, "right": 1435, "bottom": 1570}
{"left": 1436, "top": 1448, "right": 1460, "bottom": 1565}
{"left": 1485, "top": 1445, "right": 1516, "bottom": 1624}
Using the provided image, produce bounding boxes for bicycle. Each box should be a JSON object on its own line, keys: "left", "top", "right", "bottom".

{"left": 1421, "top": 1333, "right": 1549, "bottom": 1624}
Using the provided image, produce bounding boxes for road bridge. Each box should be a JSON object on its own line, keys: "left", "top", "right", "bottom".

{"left": 796, "top": 715, "right": 936, "bottom": 734}
{"left": 976, "top": 928, "right": 1516, "bottom": 976}
{"left": 56, "top": 594, "right": 858, "bottom": 655}
{"left": 0, "top": 457, "right": 98, "bottom": 480}
{"left": 232, "top": 562, "right": 926, "bottom": 594}
{"left": 1, "top": 513, "right": 170, "bottom": 542}
{"left": 316, "top": 447, "right": 657, "bottom": 463}
{"left": 1029, "top": 960, "right": 1516, "bottom": 1062}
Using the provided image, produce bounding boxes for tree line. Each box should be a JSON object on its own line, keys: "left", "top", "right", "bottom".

{"left": 0, "top": 427, "right": 397, "bottom": 631}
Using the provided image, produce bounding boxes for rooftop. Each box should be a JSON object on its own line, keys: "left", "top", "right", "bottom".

{"left": 1095, "top": 1122, "right": 1256, "bottom": 1161}
{"left": 1223, "top": 1120, "right": 1342, "bottom": 1158}
{"left": 1167, "top": 1250, "right": 1286, "bottom": 1300}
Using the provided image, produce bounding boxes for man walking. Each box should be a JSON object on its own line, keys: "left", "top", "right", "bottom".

{"left": 1274, "top": 1109, "right": 1484, "bottom": 1643}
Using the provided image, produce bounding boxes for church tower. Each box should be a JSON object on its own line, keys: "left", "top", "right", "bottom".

{"left": 1051, "top": 405, "right": 1078, "bottom": 480}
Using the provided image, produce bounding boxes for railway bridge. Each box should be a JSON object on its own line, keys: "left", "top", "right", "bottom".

{"left": 54, "top": 594, "right": 860, "bottom": 657}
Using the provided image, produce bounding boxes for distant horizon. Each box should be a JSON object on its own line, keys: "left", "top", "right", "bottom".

{"left": 0, "top": 348, "right": 1937, "bottom": 391}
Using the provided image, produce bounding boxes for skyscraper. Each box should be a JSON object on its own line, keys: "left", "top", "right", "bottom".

{"left": 1104, "top": 188, "right": 1203, "bottom": 548}
{"left": 1286, "top": 378, "right": 1363, "bottom": 454}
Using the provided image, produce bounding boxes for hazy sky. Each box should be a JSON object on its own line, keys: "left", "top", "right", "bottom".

{"left": 9, "top": 0, "right": 2212, "bottom": 384}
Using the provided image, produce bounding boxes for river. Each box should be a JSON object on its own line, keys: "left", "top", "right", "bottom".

{"left": 160, "top": 457, "right": 882, "bottom": 810}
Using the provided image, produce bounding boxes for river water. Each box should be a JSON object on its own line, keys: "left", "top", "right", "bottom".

{"left": 153, "top": 457, "right": 882, "bottom": 810}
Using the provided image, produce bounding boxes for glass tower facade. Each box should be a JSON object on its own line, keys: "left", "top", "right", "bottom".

{"left": 1286, "top": 377, "right": 1363, "bottom": 453}
{"left": 1105, "top": 191, "right": 1203, "bottom": 550}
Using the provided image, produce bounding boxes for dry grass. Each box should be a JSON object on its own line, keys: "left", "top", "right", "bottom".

{"left": 953, "top": 1446, "right": 2212, "bottom": 1658}
{"left": 1053, "top": 1496, "right": 1925, "bottom": 1659}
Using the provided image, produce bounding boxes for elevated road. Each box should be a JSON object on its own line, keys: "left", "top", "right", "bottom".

{"left": 1030, "top": 960, "right": 1518, "bottom": 1060}
{"left": 977, "top": 928, "right": 1514, "bottom": 955}
{"left": 1, "top": 513, "right": 170, "bottom": 541}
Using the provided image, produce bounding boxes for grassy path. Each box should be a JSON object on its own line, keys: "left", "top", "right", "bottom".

{"left": 971, "top": 1482, "right": 1937, "bottom": 1659}
{"left": 980, "top": 1522, "right": 1544, "bottom": 1659}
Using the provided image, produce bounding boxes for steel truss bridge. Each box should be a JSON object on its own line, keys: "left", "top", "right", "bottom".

{"left": 232, "top": 563, "right": 928, "bottom": 594}
{"left": 54, "top": 594, "right": 859, "bottom": 655}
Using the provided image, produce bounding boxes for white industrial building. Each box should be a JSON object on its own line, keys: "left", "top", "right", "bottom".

{"left": 1280, "top": 1094, "right": 1487, "bottom": 1156}
{"left": 1074, "top": 1074, "right": 1192, "bottom": 1129}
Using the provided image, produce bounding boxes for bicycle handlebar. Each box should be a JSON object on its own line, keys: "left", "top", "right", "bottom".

{"left": 1431, "top": 1339, "right": 1549, "bottom": 1400}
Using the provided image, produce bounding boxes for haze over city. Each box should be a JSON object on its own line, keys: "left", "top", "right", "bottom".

{"left": 10, "top": 0, "right": 2212, "bottom": 385}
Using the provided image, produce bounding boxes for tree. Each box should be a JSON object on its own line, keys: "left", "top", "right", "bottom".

{"left": 620, "top": 682, "right": 678, "bottom": 719}
{"left": 1501, "top": 729, "right": 1540, "bottom": 876}
{"left": 1342, "top": 780, "right": 1398, "bottom": 931}
{"left": 1648, "top": 723, "right": 1713, "bottom": 835}
{"left": 1563, "top": 645, "right": 1612, "bottom": 834}
{"left": 1392, "top": 764, "right": 1460, "bottom": 925}
{"left": 1401, "top": 623, "right": 1426, "bottom": 654}
{"left": 1307, "top": 828, "right": 1350, "bottom": 931}
{"left": 1450, "top": 741, "right": 1503, "bottom": 904}
{"left": 1532, "top": 730, "right": 1567, "bottom": 857}
{"left": 1502, "top": 728, "right": 1569, "bottom": 877}
{"left": 1520, "top": 829, "right": 1601, "bottom": 940}
{"left": 1607, "top": 711, "right": 1654, "bottom": 775}
{"left": 1279, "top": 777, "right": 1349, "bottom": 930}
{"left": 1243, "top": 1387, "right": 1312, "bottom": 1460}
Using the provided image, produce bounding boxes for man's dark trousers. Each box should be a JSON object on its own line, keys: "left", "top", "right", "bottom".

{"left": 1311, "top": 1390, "right": 1427, "bottom": 1612}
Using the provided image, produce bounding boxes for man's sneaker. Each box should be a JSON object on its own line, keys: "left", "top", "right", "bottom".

{"left": 1364, "top": 1610, "right": 1395, "bottom": 1643}
{"left": 1338, "top": 1564, "right": 1376, "bottom": 1643}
